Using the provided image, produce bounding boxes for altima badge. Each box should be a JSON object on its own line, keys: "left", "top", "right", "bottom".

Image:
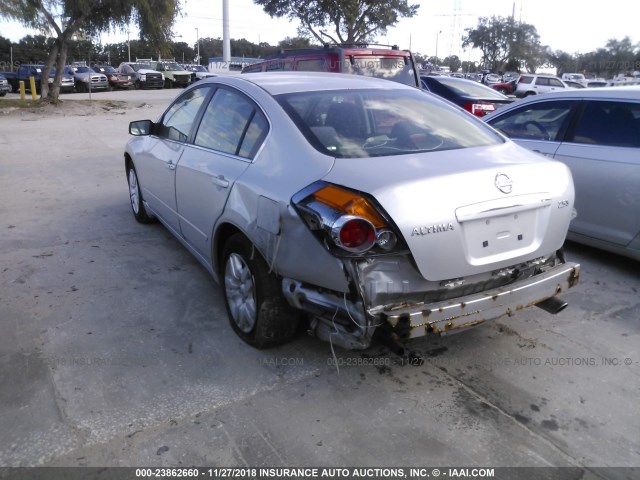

{"left": 495, "top": 173, "right": 513, "bottom": 194}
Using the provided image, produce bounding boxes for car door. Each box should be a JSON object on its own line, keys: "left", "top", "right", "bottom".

{"left": 486, "top": 99, "right": 576, "bottom": 158}
{"left": 175, "top": 87, "right": 269, "bottom": 259}
{"left": 554, "top": 100, "right": 640, "bottom": 246}
{"left": 135, "top": 86, "right": 210, "bottom": 232}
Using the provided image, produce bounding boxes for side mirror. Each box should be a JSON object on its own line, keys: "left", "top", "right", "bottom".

{"left": 129, "top": 120, "right": 153, "bottom": 136}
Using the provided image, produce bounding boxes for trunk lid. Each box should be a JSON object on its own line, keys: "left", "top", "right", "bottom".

{"left": 321, "top": 142, "right": 575, "bottom": 281}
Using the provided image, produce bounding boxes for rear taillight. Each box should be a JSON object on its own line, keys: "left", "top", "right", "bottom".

{"left": 463, "top": 102, "right": 496, "bottom": 117}
{"left": 292, "top": 182, "right": 403, "bottom": 255}
{"left": 332, "top": 216, "right": 376, "bottom": 252}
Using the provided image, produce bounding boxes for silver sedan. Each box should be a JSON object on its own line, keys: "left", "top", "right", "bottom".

{"left": 125, "top": 72, "right": 580, "bottom": 351}
{"left": 484, "top": 86, "right": 640, "bottom": 261}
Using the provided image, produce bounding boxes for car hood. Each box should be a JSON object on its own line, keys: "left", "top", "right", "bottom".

{"left": 321, "top": 141, "right": 575, "bottom": 281}
{"left": 137, "top": 69, "right": 161, "bottom": 75}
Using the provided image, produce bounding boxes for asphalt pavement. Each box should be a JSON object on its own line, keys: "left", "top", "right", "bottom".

{"left": 0, "top": 89, "right": 639, "bottom": 474}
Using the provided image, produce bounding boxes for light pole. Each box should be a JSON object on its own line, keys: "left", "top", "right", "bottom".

{"left": 195, "top": 28, "right": 200, "bottom": 65}
{"left": 435, "top": 30, "right": 442, "bottom": 66}
{"left": 127, "top": 29, "right": 131, "bottom": 63}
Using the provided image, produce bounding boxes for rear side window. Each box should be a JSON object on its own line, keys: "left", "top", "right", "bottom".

{"left": 277, "top": 88, "right": 502, "bottom": 158}
{"left": 519, "top": 76, "right": 533, "bottom": 84}
{"left": 195, "top": 88, "right": 269, "bottom": 159}
{"left": 570, "top": 101, "right": 640, "bottom": 148}
{"left": 487, "top": 100, "right": 574, "bottom": 141}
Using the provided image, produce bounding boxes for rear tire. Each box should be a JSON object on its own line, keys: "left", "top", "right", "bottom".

{"left": 221, "top": 234, "right": 298, "bottom": 349}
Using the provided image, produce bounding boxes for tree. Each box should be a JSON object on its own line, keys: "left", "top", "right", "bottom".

{"left": 462, "top": 16, "right": 512, "bottom": 72}
{"left": 0, "top": 0, "right": 180, "bottom": 102}
{"left": 253, "top": 0, "right": 419, "bottom": 45}
{"left": 442, "top": 55, "right": 461, "bottom": 73}
{"left": 278, "top": 36, "right": 318, "bottom": 50}
{"left": 462, "top": 16, "right": 546, "bottom": 73}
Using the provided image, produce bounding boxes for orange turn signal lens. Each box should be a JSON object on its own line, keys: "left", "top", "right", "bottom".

{"left": 312, "top": 184, "right": 387, "bottom": 229}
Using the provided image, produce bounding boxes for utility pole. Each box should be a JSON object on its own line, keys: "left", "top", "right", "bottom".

{"left": 223, "top": 0, "right": 230, "bottom": 62}
{"left": 195, "top": 28, "right": 200, "bottom": 64}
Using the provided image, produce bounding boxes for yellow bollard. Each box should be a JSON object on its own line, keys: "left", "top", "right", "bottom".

{"left": 19, "top": 80, "right": 25, "bottom": 100}
{"left": 29, "top": 76, "right": 37, "bottom": 100}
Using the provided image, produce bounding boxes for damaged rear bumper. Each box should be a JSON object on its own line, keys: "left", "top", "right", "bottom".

{"left": 378, "top": 262, "right": 580, "bottom": 340}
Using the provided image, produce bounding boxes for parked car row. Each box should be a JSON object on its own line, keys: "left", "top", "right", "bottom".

{"left": 0, "top": 60, "right": 217, "bottom": 94}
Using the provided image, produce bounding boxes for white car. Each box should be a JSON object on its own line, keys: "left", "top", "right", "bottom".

{"left": 125, "top": 72, "right": 580, "bottom": 351}
{"left": 516, "top": 74, "right": 574, "bottom": 97}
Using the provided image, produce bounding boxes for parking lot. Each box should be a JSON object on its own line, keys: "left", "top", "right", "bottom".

{"left": 0, "top": 88, "right": 639, "bottom": 473}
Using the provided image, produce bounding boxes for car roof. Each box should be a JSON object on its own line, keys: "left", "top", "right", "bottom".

{"left": 514, "top": 85, "right": 640, "bottom": 101}
{"left": 208, "top": 72, "right": 417, "bottom": 95}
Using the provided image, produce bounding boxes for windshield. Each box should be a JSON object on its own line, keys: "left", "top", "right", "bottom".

{"left": 75, "top": 67, "right": 91, "bottom": 73}
{"left": 277, "top": 88, "right": 503, "bottom": 158}
{"left": 96, "top": 66, "right": 117, "bottom": 73}
{"left": 131, "top": 63, "right": 151, "bottom": 71}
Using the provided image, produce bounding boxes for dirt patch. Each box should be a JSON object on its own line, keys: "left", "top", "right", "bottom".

{"left": 0, "top": 99, "right": 133, "bottom": 117}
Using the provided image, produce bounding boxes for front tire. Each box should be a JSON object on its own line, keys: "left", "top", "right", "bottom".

{"left": 221, "top": 234, "right": 298, "bottom": 349}
{"left": 127, "top": 165, "right": 154, "bottom": 224}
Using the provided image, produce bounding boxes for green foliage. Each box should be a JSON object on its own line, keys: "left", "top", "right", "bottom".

{"left": 278, "top": 36, "right": 318, "bottom": 50}
{"left": 462, "top": 16, "right": 547, "bottom": 73}
{"left": 253, "top": 0, "right": 418, "bottom": 44}
{"left": 442, "top": 55, "right": 461, "bottom": 73}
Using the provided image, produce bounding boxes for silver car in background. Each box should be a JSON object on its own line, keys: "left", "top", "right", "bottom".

{"left": 485, "top": 87, "right": 640, "bottom": 261}
{"left": 64, "top": 65, "right": 109, "bottom": 92}
{"left": 125, "top": 73, "right": 580, "bottom": 351}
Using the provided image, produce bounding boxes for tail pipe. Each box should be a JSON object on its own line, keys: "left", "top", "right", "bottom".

{"left": 536, "top": 296, "right": 568, "bottom": 315}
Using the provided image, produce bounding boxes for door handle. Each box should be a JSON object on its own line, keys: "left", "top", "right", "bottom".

{"left": 532, "top": 149, "right": 553, "bottom": 157}
{"left": 212, "top": 175, "right": 229, "bottom": 188}
{"left": 166, "top": 160, "right": 176, "bottom": 170}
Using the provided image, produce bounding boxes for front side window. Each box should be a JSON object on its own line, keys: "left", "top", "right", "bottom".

{"left": 549, "top": 78, "right": 564, "bottom": 87}
{"left": 157, "top": 87, "right": 209, "bottom": 142}
{"left": 487, "top": 100, "right": 574, "bottom": 141}
{"left": 277, "top": 88, "right": 503, "bottom": 158}
{"left": 570, "top": 100, "right": 640, "bottom": 148}
{"left": 194, "top": 88, "right": 268, "bottom": 158}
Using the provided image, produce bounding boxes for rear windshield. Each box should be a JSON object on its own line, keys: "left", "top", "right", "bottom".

{"left": 429, "top": 77, "right": 508, "bottom": 99}
{"left": 343, "top": 56, "right": 416, "bottom": 87}
{"left": 276, "top": 88, "right": 503, "bottom": 158}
